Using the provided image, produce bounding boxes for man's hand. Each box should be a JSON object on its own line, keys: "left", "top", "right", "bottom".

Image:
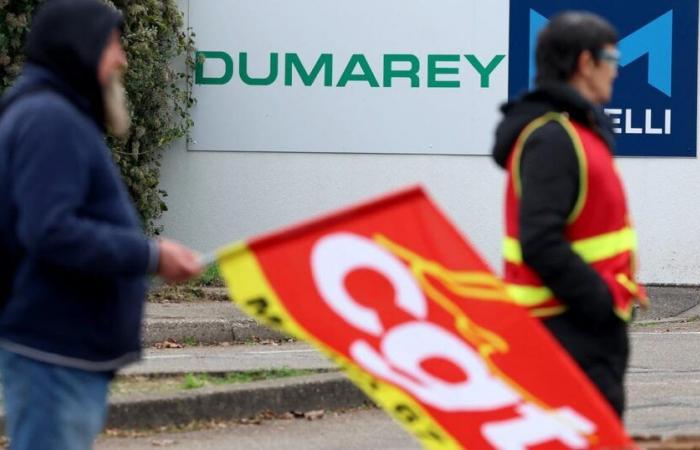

{"left": 157, "top": 239, "right": 203, "bottom": 283}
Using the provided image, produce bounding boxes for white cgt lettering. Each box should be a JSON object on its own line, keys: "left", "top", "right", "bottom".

{"left": 351, "top": 321, "right": 519, "bottom": 411}
{"left": 311, "top": 232, "right": 596, "bottom": 448}
{"left": 311, "top": 232, "right": 427, "bottom": 336}
{"left": 481, "top": 404, "right": 595, "bottom": 450}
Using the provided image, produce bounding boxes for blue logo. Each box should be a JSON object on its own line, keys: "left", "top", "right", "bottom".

{"left": 509, "top": 1, "right": 698, "bottom": 157}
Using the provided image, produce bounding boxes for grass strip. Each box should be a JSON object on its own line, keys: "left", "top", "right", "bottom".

{"left": 111, "top": 368, "right": 323, "bottom": 396}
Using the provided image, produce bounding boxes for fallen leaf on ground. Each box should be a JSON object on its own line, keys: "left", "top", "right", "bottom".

{"left": 305, "top": 410, "right": 325, "bottom": 421}
{"left": 154, "top": 339, "right": 183, "bottom": 349}
{"left": 239, "top": 418, "right": 262, "bottom": 425}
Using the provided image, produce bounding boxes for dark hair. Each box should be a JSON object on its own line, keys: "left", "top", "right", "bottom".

{"left": 535, "top": 11, "right": 618, "bottom": 85}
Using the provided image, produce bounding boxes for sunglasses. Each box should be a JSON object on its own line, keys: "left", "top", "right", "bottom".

{"left": 597, "top": 48, "right": 621, "bottom": 68}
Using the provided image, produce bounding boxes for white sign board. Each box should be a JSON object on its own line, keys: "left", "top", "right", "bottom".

{"left": 189, "top": 0, "right": 510, "bottom": 154}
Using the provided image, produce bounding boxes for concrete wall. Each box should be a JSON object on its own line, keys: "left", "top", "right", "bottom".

{"left": 159, "top": 145, "right": 700, "bottom": 285}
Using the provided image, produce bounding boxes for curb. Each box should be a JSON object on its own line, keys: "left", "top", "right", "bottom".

{"left": 142, "top": 318, "right": 288, "bottom": 346}
{"left": 106, "top": 373, "right": 370, "bottom": 429}
{"left": 632, "top": 317, "right": 695, "bottom": 326}
{"left": 636, "top": 286, "right": 700, "bottom": 321}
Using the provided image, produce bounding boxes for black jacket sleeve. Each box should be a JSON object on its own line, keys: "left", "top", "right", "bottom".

{"left": 519, "top": 122, "right": 614, "bottom": 324}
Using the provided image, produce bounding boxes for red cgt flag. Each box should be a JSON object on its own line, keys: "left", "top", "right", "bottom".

{"left": 216, "top": 186, "right": 634, "bottom": 449}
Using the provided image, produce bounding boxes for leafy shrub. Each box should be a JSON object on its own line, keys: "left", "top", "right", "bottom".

{"left": 0, "top": 0, "right": 195, "bottom": 234}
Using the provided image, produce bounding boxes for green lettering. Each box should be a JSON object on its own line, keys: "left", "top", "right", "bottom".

{"left": 195, "top": 51, "right": 234, "bottom": 85}
{"left": 427, "top": 55, "right": 460, "bottom": 88}
{"left": 428, "top": 55, "right": 460, "bottom": 88}
{"left": 383, "top": 54, "right": 420, "bottom": 88}
{"left": 284, "top": 53, "right": 333, "bottom": 86}
{"left": 337, "top": 54, "right": 380, "bottom": 87}
{"left": 465, "top": 54, "right": 506, "bottom": 88}
{"left": 240, "top": 53, "right": 279, "bottom": 86}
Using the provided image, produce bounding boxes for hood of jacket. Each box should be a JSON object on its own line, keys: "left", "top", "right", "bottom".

{"left": 491, "top": 82, "right": 615, "bottom": 168}
{"left": 23, "top": 0, "right": 123, "bottom": 128}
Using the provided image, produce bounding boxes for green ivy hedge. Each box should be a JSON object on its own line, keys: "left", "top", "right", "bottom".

{"left": 0, "top": 0, "right": 195, "bottom": 235}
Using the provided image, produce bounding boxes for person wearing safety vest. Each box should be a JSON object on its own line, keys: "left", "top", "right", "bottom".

{"left": 492, "top": 12, "right": 648, "bottom": 418}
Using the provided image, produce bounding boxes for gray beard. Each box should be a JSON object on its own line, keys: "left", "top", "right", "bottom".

{"left": 103, "top": 75, "right": 131, "bottom": 138}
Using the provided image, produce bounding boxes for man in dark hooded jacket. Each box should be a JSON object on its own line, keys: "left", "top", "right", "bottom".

{"left": 492, "top": 12, "right": 646, "bottom": 418}
{"left": 0, "top": 1, "right": 202, "bottom": 448}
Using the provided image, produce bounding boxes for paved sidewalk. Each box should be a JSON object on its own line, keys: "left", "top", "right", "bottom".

{"left": 123, "top": 342, "right": 335, "bottom": 375}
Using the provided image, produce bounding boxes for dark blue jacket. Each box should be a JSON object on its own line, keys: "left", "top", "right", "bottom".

{"left": 0, "top": 64, "right": 154, "bottom": 371}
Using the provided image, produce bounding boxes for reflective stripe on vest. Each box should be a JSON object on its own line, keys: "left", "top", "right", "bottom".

{"left": 511, "top": 112, "right": 588, "bottom": 225}
{"left": 503, "top": 227, "right": 637, "bottom": 265}
{"left": 505, "top": 283, "right": 552, "bottom": 306}
{"left": 503, "top": 227, "right": 637, "bottom": 308}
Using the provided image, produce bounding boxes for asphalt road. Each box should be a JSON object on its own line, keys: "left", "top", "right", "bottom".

{"left": 626, "top": 330, "right": 700, "bottom": 436}
{"left": 95, "top": 408, "right": 416, "bottom": 450}
{"left": 95, "top": 330, "right": 700, "bottom": 448}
